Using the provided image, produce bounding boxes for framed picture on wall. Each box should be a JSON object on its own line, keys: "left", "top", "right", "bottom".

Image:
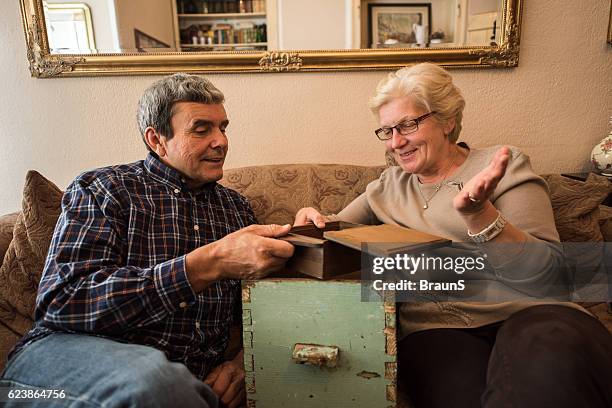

{"left": 368, "top": 3, "right": 432, "bottom": 48}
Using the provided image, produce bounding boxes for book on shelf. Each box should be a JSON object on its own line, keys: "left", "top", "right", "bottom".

{"left": 179, "top": 18, "right": 266, "bottom": 46}
{"left": 178, "top": 0, "right": 265, "bottom": 15}
{"left": 252, "top": 0, "right": 266, "bottom": 13}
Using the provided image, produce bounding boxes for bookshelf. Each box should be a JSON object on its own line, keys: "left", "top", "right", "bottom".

{"left": 174, "top": 1, "right": 267, "bottom": 52}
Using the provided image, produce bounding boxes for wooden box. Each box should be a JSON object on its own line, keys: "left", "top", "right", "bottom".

{"left": 242, "top": 275, "right": 397, "bottom": 408}
{"left": 282, "top": 222, "right": 450, "bottom": 280}
{"left": 281, "top": 221, "right": 363, "bottom": 279}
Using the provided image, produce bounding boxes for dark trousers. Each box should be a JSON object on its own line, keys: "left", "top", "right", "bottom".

{"left": 397, "top": 305, "right": 612, "bottom": 408}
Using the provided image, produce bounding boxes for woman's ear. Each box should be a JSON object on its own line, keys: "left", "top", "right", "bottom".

{"left": 443, "top": 118, "right": 456, "bottom": 137}
{"left": 144, "top": 127, "right": 166, "bottom": 157}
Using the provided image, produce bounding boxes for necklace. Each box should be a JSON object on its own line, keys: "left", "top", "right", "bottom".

{"left": 415, "top": 149, "right": 461, "bottom": 210}
{"left": 416, "top": 181, "right": 443, "bottom": 209}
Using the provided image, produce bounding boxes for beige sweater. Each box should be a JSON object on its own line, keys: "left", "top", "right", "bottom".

{"left": 333, "top": 145, "right": 585, "bottom": 337}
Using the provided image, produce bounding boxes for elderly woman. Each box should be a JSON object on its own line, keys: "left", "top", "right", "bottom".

{"left": 295, "top": 63, "right": 612, "bottom": 408}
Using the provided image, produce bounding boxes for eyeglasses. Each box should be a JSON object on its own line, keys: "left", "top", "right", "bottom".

{"left": 374, "top": 111, "right": 437, "bottom": 140}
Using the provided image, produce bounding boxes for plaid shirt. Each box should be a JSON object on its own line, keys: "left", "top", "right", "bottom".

{"left": 13, "top": 153, "right": 255, "bottom": 379}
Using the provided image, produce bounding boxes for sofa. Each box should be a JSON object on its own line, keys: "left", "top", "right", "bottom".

{"left": 1, "top": 163, "right": 611, "bottom": 374}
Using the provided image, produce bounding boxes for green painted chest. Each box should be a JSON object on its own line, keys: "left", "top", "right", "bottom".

{"left": 242, "top": 277, "right": 397, "bottom": 408}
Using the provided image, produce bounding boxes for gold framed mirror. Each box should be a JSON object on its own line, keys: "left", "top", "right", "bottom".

{"left": 20, "top": 0, "right": 522, "bottom": 77}
{"left": 608, "top": 0, "right": 612, "bottom": 45}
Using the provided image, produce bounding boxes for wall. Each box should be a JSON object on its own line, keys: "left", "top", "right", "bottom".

{"left": 0, "top": 0, "right": 611, "bottom": 214}
{"left": 277, "top": 0, "right": 347, "bottom": 49}
{"left": 469, "top": 0, "right": 499, "bottom": 15}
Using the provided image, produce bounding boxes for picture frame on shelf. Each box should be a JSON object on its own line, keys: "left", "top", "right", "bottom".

{"left": 368, "top": 3, "right": 432, "bottom": 48}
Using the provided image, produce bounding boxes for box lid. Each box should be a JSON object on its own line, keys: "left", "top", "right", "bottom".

{"left": 324, "top": 224, "right": 450, "bottom": 257}
{"left": 282, "top": 222, "right": 450, "bottom": 256}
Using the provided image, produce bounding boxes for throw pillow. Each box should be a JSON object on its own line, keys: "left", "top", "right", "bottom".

{"left": 542, "top": 173, "right": 612, "bottom": 242}
{"left": 0, "top": 212, "right": 19, "bottom": 263}
{"left": 597, "top": 205, "right": 612, "bottom": 241}
{"left": 0, "top": 171, "right": 63, "bottom": 336}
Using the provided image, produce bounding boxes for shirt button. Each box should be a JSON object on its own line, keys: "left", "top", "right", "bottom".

{"left": 173, "top": 188, "right": 180, "bottom": 194}
{"left": 195, "top": 322, "right": 201, "bottom": 329}
{"left": 179, "top": 301, "right": 187, "bottom": 309}
{"left": 194, "top": 225, "right": 200, "bottom": 231}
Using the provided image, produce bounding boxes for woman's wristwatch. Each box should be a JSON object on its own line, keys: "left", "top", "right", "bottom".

{"left": 467, "top": 211, "right": 507, "bottom": 243}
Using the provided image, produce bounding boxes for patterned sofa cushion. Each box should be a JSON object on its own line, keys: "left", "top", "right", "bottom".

{"left": 0, "top": 212, "right": 19, "bottom": 264}
{"left": 0, "top": 171, "right": 63, "bottom": 340}
{"left": 541, "top": 173, "right": 612, "bottom": 242}
{"left": 598, "top": 205, "right": 612, "bottom": 241}
{"left": 220, "top": 164, "right": 386, "bottom": 225}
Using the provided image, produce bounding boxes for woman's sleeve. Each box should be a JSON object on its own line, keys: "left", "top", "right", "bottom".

{"left": 492, "top": 150, "right": 559, "bottom": 242}
{"left": 485, "top": 150, "right": 569, "bottom": 296}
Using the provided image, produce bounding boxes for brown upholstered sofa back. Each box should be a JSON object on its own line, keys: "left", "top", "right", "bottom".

{"left": 220, "top": 164, "right": 386, "bottom": 225}
{"left": 0, "top": 165, "right": 610, "bottom": 373}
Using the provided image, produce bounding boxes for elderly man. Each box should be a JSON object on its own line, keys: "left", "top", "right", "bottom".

{"left": 0, "top": 74, "right": 294, "bottom": 407}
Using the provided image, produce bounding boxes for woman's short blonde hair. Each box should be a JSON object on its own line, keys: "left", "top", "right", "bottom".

{"left": 369, "top": 63, "right": 465, "bottom": 143}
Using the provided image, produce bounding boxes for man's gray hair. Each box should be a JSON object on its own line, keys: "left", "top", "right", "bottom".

{"left": 137, "top": 73, "right": 225, "bottom": 149}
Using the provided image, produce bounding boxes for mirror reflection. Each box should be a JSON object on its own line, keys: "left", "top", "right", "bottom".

{"left": 43, "top": 0, "right": 503, "bottom": 55}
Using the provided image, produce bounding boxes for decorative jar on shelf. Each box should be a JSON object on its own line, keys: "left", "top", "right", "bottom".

{"left": 412, "top": 23, "right": 427, "bottom": 46}
{"left": 591, "top": 116, "right": 612, "bottom": 176}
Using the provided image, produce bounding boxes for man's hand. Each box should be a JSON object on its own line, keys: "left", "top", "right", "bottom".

{"left": 205, "top": 351, "right": 245, "bottom": 408}
{"left": 293, "top": 207, "right": 328, "bottom": 228}
{"left": 186, "top": 224, "right": 294, "bottom": 291}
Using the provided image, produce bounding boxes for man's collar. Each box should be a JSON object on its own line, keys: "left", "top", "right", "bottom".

{"left": 144, "top": 153, "right": 217, "bottom": 194}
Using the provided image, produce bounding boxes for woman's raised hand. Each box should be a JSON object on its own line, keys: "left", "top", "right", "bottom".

{"left": 453, "top": 146, "right": 511, "bottom": 214}
{"left": 293, "top": 207, "right": 329, "bottom": 228}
